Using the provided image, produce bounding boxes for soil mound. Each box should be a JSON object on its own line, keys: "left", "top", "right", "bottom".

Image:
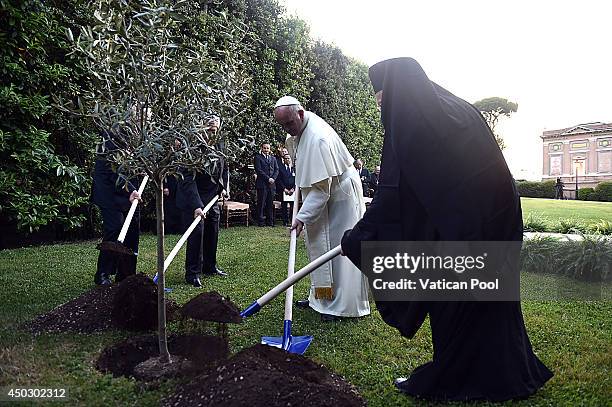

{"left": 112, "top": 274, "right": 158, "bottom": 331}
{"left": 96, "top": 334, "right": 228, "bottom": 378}
{"left": 24, "top": 275, "right": 179, "bottom": 334}
{"left": 24, "top": 285, "right": 117, "bottom": 334}
{"left": 181, "top": 291, "right": 242, "bottom": 323}
{"left": 162, "top": 344, "right": 365, "bottom": 407}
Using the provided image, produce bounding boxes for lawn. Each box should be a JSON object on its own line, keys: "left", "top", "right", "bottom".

{"left": 521, "top": 197, "right": 611, "bottom": 225}
{"left": 1, "top": 227, "right": 611, "bottom": 406}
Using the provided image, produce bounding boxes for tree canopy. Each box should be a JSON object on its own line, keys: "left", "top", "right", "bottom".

{"left": 473, "top": 97, "right": 518, "bottom": 149}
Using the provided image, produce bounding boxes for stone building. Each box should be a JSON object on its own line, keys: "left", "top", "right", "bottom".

{"left": 541, "top": 122, "right": 612, "bottom": 197}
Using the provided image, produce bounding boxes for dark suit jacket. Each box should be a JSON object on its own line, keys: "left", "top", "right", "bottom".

{"left": 176, "top": 157, "right": 229, "bottom": 213}
{"left": 91, "top": 131, "right": 138, "bottom": 211}
{"left": 277, "top": 163, "right": 295, "bottom": 191}
{"left": 254, "top": 152, "right": 279, "bottom": 189}
{"left": 370, "top": 172, "right": 380, "bottom": 192}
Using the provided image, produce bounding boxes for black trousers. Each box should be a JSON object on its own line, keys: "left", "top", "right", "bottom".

{"left": 96, "top": 207, "right": 140, "bottom": 281}
{"left": 256, "top": 185, "right": 275, "bottom": 226}
{"left": 183, "top": 203, "right": 220, "bottom": 279}
{"left": 280, "top": 201, "right": 294, "bottom": 225}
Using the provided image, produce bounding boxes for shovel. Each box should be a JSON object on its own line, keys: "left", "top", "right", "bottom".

{"left": 97, "top": 175, "right": 149, "bottom": 255}
{"left": 261, "top": 191, "right": 313, "bottom": 354}
{"left": 241, "top": 245, "right": 342, "bottom": 318}
{"left": 153, "top": 195, "right": 219, "bottom": 283}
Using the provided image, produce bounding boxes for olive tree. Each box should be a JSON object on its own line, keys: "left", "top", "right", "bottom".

{"left": 59, "top": 0, "right": 249, "bottom": 363}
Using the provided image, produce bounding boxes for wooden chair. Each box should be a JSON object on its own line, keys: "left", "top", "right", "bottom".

{"left": 219, "top": 201, "right": 250, "bottom": 228}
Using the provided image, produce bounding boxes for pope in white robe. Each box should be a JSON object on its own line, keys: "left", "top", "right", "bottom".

{"left": 273, "top": 96, "right": 370, "bottom": 318}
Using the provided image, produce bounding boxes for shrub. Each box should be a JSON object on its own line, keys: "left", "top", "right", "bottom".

{"left": 516, "top": 180, "right": 555, "bottom": 198}
{"left": 577, "top": 187, "right": 598, "bottom": 201}
{"left": 594, "top": 181, "right": 612, "bottom": 202}
{"left": 556, "top": 235, "right": 612, "bottom": 282}
{"left": 523, "top": 213, "right": 550, "bottom": 232}
{"left": 557, "top": 218, "right": 586, "bottom": 234}
{"left": 521, "top": 235, "right": 612, "bottom": 282}
{"left": 588, "top": 219, "right": 612, "bottom": 235}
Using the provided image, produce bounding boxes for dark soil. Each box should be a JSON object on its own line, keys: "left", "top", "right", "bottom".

{"left": 162, "top": 344, "right": 365, "bottom": 407}
{"left": 24, "top": 284, "right": 117, "bottom": 334}
{"left": 96, "top": 334, "right": 228, "bottom": 378}
{"left": 112, "top": 274, "right": 158, "bottom": 331}
{"left": 24, "top": 275, "right": 179, "bottom": 334}
{"left": 181, "top": 291, "right": 242, "bottom": 323}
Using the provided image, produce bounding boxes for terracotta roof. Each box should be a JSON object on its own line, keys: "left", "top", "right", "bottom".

{"left": 542, "top": 122, "right": 612, "bottom": 139}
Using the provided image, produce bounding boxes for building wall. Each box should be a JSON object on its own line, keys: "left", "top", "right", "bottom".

{"left": 542, "top": 129, "right": 612, "bottom": 194}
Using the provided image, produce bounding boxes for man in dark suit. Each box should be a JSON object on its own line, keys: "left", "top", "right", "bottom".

{"left": 163, "top": 175, "right": 182, "bottom": 234}
{"left": 355, "top": 158, "right": 372, "bottom": 197}
{"left": 277, "top": 154, "right": 296, "bottom": 226}
{"left": 369, "top": 165, "right": 381, "bottom": 195}
{"left": 176, "top": 117, "right": 229, "bottom": 287}
{"left": 91, "top": 130, "right": 141, "bottom": 285}
{"left": 254, "top": 142, "right": 279, "bottom": 226}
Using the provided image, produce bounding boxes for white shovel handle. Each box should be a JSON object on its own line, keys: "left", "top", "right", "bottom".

{"left": 284, "top": 189, "right": 300, "bottom": 321}
{"left": 260, "top": 245, "right": 342, "bottom": 308}
{"left": 118, "top": 175, "right": 149, "bottom": 243}
{"left": 163, "top": 195, "right": 219, "bottom": 271}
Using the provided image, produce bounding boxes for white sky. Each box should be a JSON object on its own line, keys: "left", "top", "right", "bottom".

{"left": 283, "top": 0, "right": 612, "bottom": 180}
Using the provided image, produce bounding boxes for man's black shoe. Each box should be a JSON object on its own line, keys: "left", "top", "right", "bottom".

{"left": 394, "top": 377, "right": 409, "bottom": 393}
{"left": 204, "top": 268, "right": 227, "bottom": 277}
{"left": 320, "top": 313, "right": 341, "bottom": 322}
{"left": 185, "top": 276, "right": 202, "bottom": 287}
{"left": 94, "top": 273, "right": 112, "bottom": 285}
{"left": 295, "top": 299, "right": 309, "bottom": 309}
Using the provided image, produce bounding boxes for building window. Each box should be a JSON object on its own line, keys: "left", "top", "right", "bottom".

{"left": 598, "top": 151, "right": 612, "bottom": 173}
{"left": 598, "top": 138, "right": 611, "bottom": 148}
{"left": 570, "top": 140, "right": 589, "bottom": 150}
{"left": 549, "top": 155, "right": 562, "bottom": 176}
{"left": 548, "top": 143, "right": 563, "bottom": 152}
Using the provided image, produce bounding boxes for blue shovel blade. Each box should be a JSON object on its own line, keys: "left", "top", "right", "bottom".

{"left": 261, "top": 335, "right": 313, "bottom": 355}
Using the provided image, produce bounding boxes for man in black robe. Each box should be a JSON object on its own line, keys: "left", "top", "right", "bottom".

{"left": 341, "top": 57, "right": 552, "bottom": 402}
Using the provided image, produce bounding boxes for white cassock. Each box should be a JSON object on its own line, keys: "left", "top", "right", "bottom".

{"left": 286, "top": 111, "right": 370, "bottom": 318}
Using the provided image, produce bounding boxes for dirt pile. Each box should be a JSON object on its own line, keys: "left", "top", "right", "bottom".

{"left": 162, "top": 344, "right": 365, "bottom": 407}
{"left": 112, "top": 274, "right": 158, "bottom": 331}
{"left": 181, "top": 291, "right": 242, "bottom": 323}
{"left": 24, "top": 274, "right": 178, "bottom": 334}
{"left": 24, "top": 285, "right": 117, "bottom": 334}
{"left": 96, "top": 334, "right": 228, "bottom": 378}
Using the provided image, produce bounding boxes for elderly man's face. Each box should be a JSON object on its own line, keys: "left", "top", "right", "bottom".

{"left": 355, "top": 160, "right": 363, "bottom": 169}
{"left": 375, "top": 166, "right": 380, "bottom": 174}
{"left": 274, "top": 106, "right": 304, "bottom": 137}
{"left": 262, "top": 144, "right": 271, "bottom": 155}
{"left": 283, "top": 155, "right": 292, "bottom": 166}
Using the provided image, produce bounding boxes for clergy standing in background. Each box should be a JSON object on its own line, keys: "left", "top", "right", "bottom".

{"left": 273, "top": 96, "right": 370, "bottom": 321}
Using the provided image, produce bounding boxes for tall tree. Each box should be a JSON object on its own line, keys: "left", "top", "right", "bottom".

{"left": 473, "top": 97, "right": 518, "bottom": 150}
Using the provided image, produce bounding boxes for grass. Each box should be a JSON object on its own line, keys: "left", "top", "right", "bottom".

{"left": 521, "top": 197, "right": 611, "bottom": 226}
{"left": 1, "top": 227, "right": 611, "bottom": 406}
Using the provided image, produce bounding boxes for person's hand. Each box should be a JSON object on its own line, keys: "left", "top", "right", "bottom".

{"left": 129, "top": 191, "right": 141, "bottom": 203}
{"left": 194, "top": 207, "right": 206, "bottom": 219}
{"left": 163, "top": 188, "right": 170, "bottom": 196}
{"left": 221, "top": 190, "right": 230, "bottom": 201}
{"left": 291, "top": 218, "right": 304, "bottom": 237}
{"left": 268, "top": 177, "right": 275, "bottom": 184}
{"left": 284, "top": 188, "right": 290, "bottom": 194}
